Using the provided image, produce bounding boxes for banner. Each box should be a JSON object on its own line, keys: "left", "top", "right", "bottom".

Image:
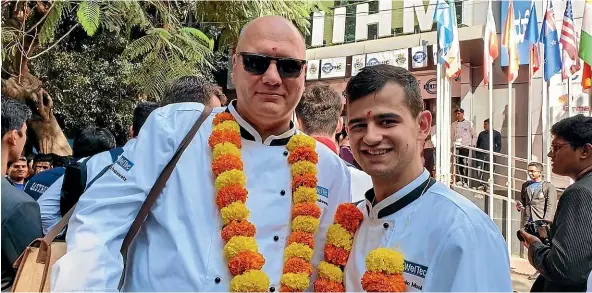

{"left": 306, "top": 60, "right": 320, "bottom": 80}
{"left": 320, "top": 57, "right": 347, "bottom": 79}
{"left": 548, "top": 69, "right": 591, "bottom": 124}
{"left": 393, "top": 49, "right": 409, "bottom": 69}
{"left": 411, "top": 46, "right": 429, "bottom": 69}
{"left": 366, "top": 49, "right": 408, "bottom": 70}
{"left": 351, "top": 54, "right": 366, "bottom": 76}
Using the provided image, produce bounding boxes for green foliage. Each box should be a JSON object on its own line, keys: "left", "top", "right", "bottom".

{"left": 39, "top": 1, "right": 66, "bottom": 45}
{"left": 77, "top": 0, "right": 101, "bottom": 36}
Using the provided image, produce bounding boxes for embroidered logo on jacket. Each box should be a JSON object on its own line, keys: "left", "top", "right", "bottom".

{"left": 316, "top": 186, "right": 329, "bottom": 206}
{"left": 115, "top": 156, "right": 134, "bottom": 171}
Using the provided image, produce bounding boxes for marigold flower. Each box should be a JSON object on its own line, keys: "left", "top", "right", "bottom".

{"left": 361, "top": 271, "right": 406, "bottom": 292}
{"left": 212, "top": 154, "right": 243, "bottom": 176}
{"left": 317, "top": 261, "right": 343, "bottom": 283}
{"left": 313, "top": 278, "right": 345, "bottom": 292}
{"left": 282, "top": 257, "right": 313, "bottom": 276}
{"left": 291, "top": 174, "right": 317, "bottom": 192}
{"left": 292, "top": 216, "right": 320, "bottom": 234}
{"left": 287, "top": 134, "right": 316, "bottom": 151}
{"left": 227, "top": 250, "right": 265, "bottom": 276}
{"left": 291, "top": 161, "right": 317, "bottom": 177}
{"left": 280, "top": 285, "right": 296, "bottom": 292}
{"left": 288, "top": 147, "right": 318, "bottom": 164}
{"left": 292, "top": 203, "right": 321, "bottom": 219}
{"left": 209, "top": 129, "right": 241, "bottom": 149}
{"left": 230, "top": 270, "right": 270, "bottom": 292}
{"left": 223, "top": 236, "right": 258, "bottom": 260}
{"left": 324, "top": 244, "right": 350, "bottom": 266}
{"left": 326, "top": 224, "right": 353, "bottom": 251}
{"left": 365, "top": 248, "right": 405, "bottom": 275}
{"left": 216, "top": 184, "right": 248, "bottom": 209}
{"left": 280, "top": 272, "right": 310, "bottom": 291}
{"left": 220, "top": 201, "right": 250, "bottom": 226}
{"left": 213, "top": 112, "right": 235, "bottom": 125}
{"left": 221, "top": 220, "right": 255, "bottom": 243}
{"left": 284, "top": 242, "right": 313, "bottom": 262}
{"left": 334, "top": 203, "right": 364, "bottom": 234}
{"left": 213, "top": 120, "right": 240, "bottom": 133}
{"left": 287, "top": 232, "right": 315, "bottom": 249}
{"left": 213, "top": 142, "right": 241, "bottom": 159}
{"left": 215, "top": 169, "right": 246, "bottom": 191}
{"left": 293, "top": 187, "right": 317, "bottom": 204}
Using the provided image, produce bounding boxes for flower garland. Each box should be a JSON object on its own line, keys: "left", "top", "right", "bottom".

{"left": 209, "top": 112, "right": 321, "bottom": 292}
{"left": 361, "top": 248, "right": 407, "bottom": 292}
{"left": 313, "top": 203, "right": 364, "bottom": 292}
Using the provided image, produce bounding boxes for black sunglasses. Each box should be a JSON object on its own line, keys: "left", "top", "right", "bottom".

{"left": 238, "top": 52, "right": 306, "bottom": 78}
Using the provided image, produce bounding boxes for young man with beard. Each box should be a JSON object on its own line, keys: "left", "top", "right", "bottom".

{"left": 52, "top": 16, "right": 351, "bottom": 292}
{"left": 343, "top": 65, "right": 511, "bottom": 291}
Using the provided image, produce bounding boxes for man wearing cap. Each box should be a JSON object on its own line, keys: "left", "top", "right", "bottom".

{"left": 451, "top": 108, "right": 476, "bottom": 187}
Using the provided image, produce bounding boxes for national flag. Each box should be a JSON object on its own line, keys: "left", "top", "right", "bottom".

{"left": 583, "top": 62, "right": 592, "bottom": 90}
{"left": 525, "top": 1, "right": 540, "bottom": 75}
{"left": 581, "top": 0, "right": 592, "bottom": 65}
{"left": 560, "top": 0, "right": 580, "bottom": 79}
{"left": 502, "top": 0, "right": 519, "bottom": 83}
{"left": 483, "top": 0, "right": 498, "bottom": 84}
{"left": 434, "top": 0, "right": 461, "bottom": 78}
{"left": 540, "top": 1, "right": 562, "bottom": 82}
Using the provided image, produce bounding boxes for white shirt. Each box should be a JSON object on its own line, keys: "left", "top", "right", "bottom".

{"left": 37, "top": 146, "right": 128, "bottom": 235}
{"left": 587, "top": 270, "right": 592, "bottom": 292}
{"left": 451, "top": 119, "right": 477, "bottom": 147}
{"left": 348, "top": 167, "right": 373, "bottom": 203}
{"left": 51, "top": 102, "right": 352, "bottom": 292}
{"left": 345, "top": 169, "right": 512, "bottom": 292}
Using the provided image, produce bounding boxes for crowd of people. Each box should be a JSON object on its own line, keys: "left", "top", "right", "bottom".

{"left": 1, "top": 15, "right": 591, "bottom": 293}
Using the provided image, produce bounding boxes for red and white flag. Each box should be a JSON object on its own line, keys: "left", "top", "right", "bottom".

{"left": 483, "top": 0, "right": 498, "bottom": 85}
{"left": 560, "top": 0, "right": 581, "bottom": 79}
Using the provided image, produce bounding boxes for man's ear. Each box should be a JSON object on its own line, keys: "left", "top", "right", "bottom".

{"left": 231, "top": 54, "right": 238, "bottom": 84}
{"left": 417, "top": 110, "right": 432, "bottom": 140}
{"left": 129, "top": 125, "right": 135, "bottom": 138}
{"left": 335, "top": 117, "right": 344, "bottom": 136}
{"left": 581, "top": 143, "right": 592, "bottom": 159}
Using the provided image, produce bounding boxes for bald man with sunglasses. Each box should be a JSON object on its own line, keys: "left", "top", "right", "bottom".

{"left": 51, "top": 16, "right": 352, "bottom": 292}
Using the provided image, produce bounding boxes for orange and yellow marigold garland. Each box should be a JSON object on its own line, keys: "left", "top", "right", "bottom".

{"left": 361, "top": 248, "right": 407, "bottom": 292}
{"left": 209, "top": 112, "right": 322, "bottom": 292}
{"left": 313, "top": 203, "right": 364, "bottom": 292}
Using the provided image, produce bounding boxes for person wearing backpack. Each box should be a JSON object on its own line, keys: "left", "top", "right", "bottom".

{"left": 37, "top": 102, "right": 159, "bottom": 236}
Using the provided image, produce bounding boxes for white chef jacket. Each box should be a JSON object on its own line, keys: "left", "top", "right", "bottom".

{"left": 37, "top": 144, "right": 130, "bottom": 235}
{"left": 451, "top": 119, "right": 477, "bottom": 147}
{"left": 51, "top": 101, "right": 352, "bottom": 292}
{"left": 345, "top": 169, "right": 512, "bottom": 292}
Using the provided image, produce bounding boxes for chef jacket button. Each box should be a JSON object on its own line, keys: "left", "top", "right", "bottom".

{"left": 274, "top": 235, "right": 279, "bottom": 241}
{"left": 215, "top": 276, "right": 221, "bottom": 284}
{"left": 270, "top": 286, "right": 276, "bottom": 292}
{"left": 283, "top": 151, "right": 289, "bottom": 156}
{"left": 280, "top": 190, "right": 286, "bottom": 196}
{"left": 383, "top": 222, "right": 390, "bottom": 229}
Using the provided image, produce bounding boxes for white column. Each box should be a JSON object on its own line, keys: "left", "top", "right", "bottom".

{"left": 507, "top": 81, "right": 513, "bottom": 255}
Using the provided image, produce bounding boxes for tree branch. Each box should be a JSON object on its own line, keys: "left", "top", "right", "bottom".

{"left": 29, "top": 23, "right": 78, "bottom": 59}
{"left": 25, "top": 1, "right": 54, "bottom": 34}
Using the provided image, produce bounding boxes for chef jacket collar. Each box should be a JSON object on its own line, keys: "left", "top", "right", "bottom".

{"left": 364, "top": 169, "right": 431, "bottom": 219}
{"left": 226, "top": 100, "right": 296, "bottom": 146}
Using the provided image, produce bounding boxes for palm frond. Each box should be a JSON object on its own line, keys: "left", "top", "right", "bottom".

{"left": 39, "top": 1, "right": 65, "bottom": 46}
{"left": 77, "top": 0, "right": 101, "bottom": 36}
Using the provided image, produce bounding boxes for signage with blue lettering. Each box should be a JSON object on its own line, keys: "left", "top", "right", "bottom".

{"left": 404, "top": 260, "right": 428, "bottom": 279}
{"left": 500, "top": 0, "right": 534, "bottom": 66}
{"left": 116, "top": 156, "right": 134, "bottom": 171}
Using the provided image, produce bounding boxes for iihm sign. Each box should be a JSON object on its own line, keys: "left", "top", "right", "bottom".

{"left": 310, "top": 0, "right": 468, "bottom": 47}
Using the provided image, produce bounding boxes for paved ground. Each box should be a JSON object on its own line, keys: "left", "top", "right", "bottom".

{"left": 512, "top": 272, "right": 535, "bottom": 292}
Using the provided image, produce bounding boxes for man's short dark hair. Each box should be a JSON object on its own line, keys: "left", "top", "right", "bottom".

{"left": 296, "top": 84, "right": 342, "bottom": 136}
{"left": 551, "top": 114, "right": 592, "bottom": 149}
{"left": 33, "top": 153, "right": 54, "bottom": 165}
{"left": 484, "top": 118, "right": 490, "bottom": 123}
{"left": 7, "top": 156, "right": 27, "bottom": 169}
{"left": 455, "top": 108, "right": 465, "bottom": 113}
{"left": 161, "top": 76, "right": 227, "bottom": 106}
{"left": 528, "top": 162, "right": 544, "bottom": 171}
{"left": 72, "top": 126, "right": 116, "bottom": 158}
{"left": 345, "top": 65, "right": 424, "bottom": 117}
{"left": 1, "top": 98, "right": 31, "bottom": 138}
{"left": 132, "top": 102, "right": 159, "bottom": 137}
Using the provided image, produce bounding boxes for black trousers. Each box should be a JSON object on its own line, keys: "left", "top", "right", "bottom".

{"left": 456, "top": 147, "right": 470, "bottom": 184}
{"left": 473, "top": 154, "right": 490, "bottom": 188}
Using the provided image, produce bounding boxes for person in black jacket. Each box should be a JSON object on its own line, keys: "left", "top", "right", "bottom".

{"left": 473, "top": 118, "right": 501, "bottom": 190}
{"left": 519, "top": 114, "right": 592, "bottom": 292}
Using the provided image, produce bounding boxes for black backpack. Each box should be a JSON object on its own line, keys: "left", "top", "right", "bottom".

{"left": 59, "top": 148, "right": 124, "bottom": 216}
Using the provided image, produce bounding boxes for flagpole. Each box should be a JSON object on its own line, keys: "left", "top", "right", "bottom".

{"left": 488, "top": 53, "right": 494, "bottom": 221}
{"left": 528, "top": 58, "right": 533, "bottom": 164}
{"left": 568, "top": 79, "right": 573, "bottom": 118}
{"left": 436, "top": 62, "right": 442, "bottom": 183}
{"left": 507, "top": 79, "right": 513, "bottom": 255}
{"left": 543, "top": 81, "right": 551, "bottom": 181}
